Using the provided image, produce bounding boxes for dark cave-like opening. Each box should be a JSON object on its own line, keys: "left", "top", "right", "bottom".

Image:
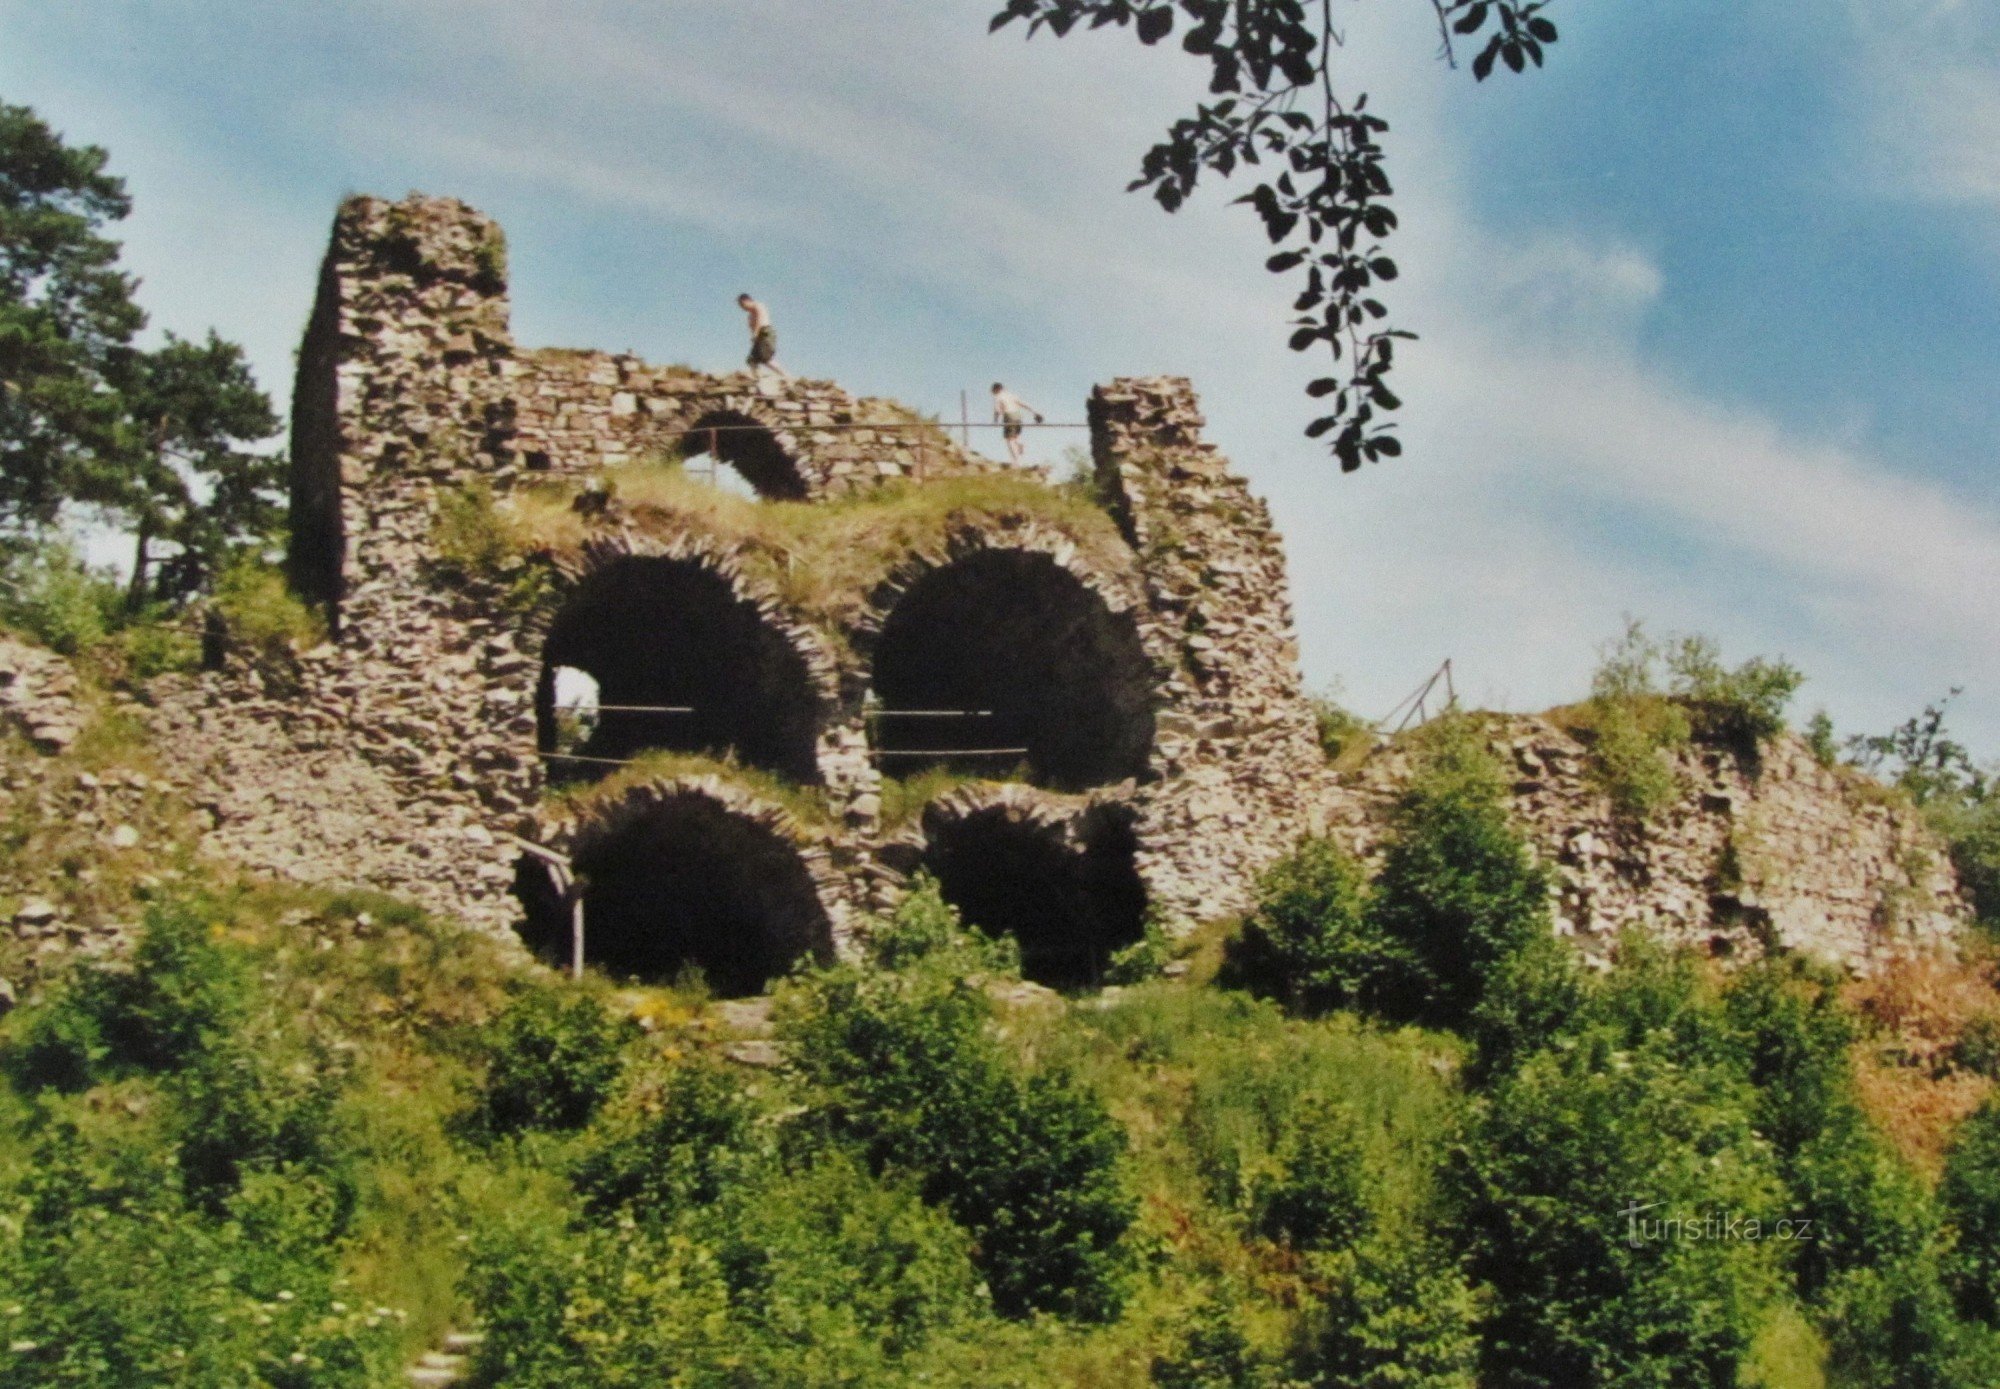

{"left": 537, "top": 555, "right": 821, "bottom": 784}
{"left": 676, "top": 409, "right": 808, "bottom": 501}
{"left": 922, "top": 806, "right": 1146, "bottom": 989}
{"left": 869, "top": 551, "right": 1155, "bottom": 791}
{"left": 519, "top": 794, "right": 834, "bottom": 996}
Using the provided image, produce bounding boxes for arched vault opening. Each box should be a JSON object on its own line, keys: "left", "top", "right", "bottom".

{"left": 517, "top": 790, "right": 835, "bottom": 996}
{"left": 537, "top": 555, "right": 821, "bottom": 783}
{"left": 675, "top": 409, "right": 808, "bottom": 501}
{"left": 869, "top": 551, "right": 1155, "bottom": 790}
{"left": 921, "top": 802, "right": 1146, "bottom": 989}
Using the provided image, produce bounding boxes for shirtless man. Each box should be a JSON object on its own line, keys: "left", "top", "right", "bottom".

{"left": 738, "top": 293, "right": 789, "bottom": 380}
{"left": 990, "top": 382, "right": 1043, "bottom": 464}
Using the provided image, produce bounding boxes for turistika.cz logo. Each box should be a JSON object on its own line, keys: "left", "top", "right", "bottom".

{"left": 1619, "top": 1201, "right": 1817, "bottom": 1248}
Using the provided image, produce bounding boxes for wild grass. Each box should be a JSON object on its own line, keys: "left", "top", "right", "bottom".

{"left": 503, "top": 461, "right": 1132, "bottom": 633}
{"left": 539, "top": 747, "right": 837, "bottom": 832}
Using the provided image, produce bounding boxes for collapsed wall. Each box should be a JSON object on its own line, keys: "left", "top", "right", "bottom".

{"left": 1088, "top": 378, "right": 1331, "bottom": 922}
{"left": 1320, "top": 718, "right": 1969, "bottom": 966}
{"left": 135, "top": 190, "right": 1970, "bottom": 981}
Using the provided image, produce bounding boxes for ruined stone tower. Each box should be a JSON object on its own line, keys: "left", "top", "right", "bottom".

{"left": 278, "top": 192, "right": 1326, "bottom": 990}
{"left": 196, "top": 191, "right": 1961, "bottom": 994}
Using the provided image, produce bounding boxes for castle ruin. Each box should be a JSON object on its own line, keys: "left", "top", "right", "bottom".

{"left": 134, "top": 193, "right": 1970, "bottom": 993}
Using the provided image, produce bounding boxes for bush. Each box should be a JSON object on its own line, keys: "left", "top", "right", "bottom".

{"left": 477, "top": 989, "right": 636, "bottom": 1135}
{"left": 0, "top": 1123, "right": 397, "bottom": 1388}
{"left": 1151, "top": 1294, "right": 1278, "bottom": 1388}
{"left": 170, "top": 1031, "right": 354, "bottom": 1205}
{"left": 1251, "top": 1098, "right": 1370, "bottom": 1253}
{"left": 1664, "top": 633, "right": 1803, "bottom": 750}
{"left": 1366, "top": 720, "right": 1552, "bottom": 1029}
{"left": 1942, "top": 1098, "right": 2000, "bottom": 1324}
{"left": 209, "top": 559, "right": 323, "bottom": 668}
{"left": 468, "top": 1150, "right": 983, "bottom": 1386}
{"left": 1104, "top": 910, "right": 1176, "bottom": 985}
{"left": 572, "top": 1058, "right": 761, "bottom": 1223}
{"left": 1932, "top": 796, "right": 2000, "bottom": 932}
{"left": 1579, "top": 622, "right": 1802, "bottom": 816}
{"left": 428, "top": 479, "right": 517, "bottom": 584}
{"left": 1306, "top": 1235, "right": 1481, "bottom": 1389}
{"left": 0, "top": 537, "right": 123, "bottom": 655}
{"left": 777, "top": 889, "right": 1135, "bottom": 1321}
{"left": 1453, "top": 1038, "right": 1789, "bottom": 1388}
{"left": 1309, "top": 687, "right": 1373, "bottom": 762}
{"left": 1228, "top": 836, "right": 1416, "bottom": 1018}
{"left": 3, "top": 899, "right": 248, "bottom": 1092}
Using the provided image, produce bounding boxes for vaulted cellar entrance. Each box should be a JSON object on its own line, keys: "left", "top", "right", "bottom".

{"left": 518, "top": 790, "right": 835, "bottom": 995}
{"left": 674, "top": 410, "right": 808, "bottom": 501}
{"left": 537, "top": 555, "right": 821, "bottom": 784}
{"left": 921, "top": 803, "right": 1146, "bottom": 989}
{"left": 869, "top": 551, "right": 1155, "bottom": 790}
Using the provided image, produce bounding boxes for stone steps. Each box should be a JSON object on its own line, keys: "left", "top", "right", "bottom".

{"left": 406, "top": 1330, "right": 482, "bottom": 1386}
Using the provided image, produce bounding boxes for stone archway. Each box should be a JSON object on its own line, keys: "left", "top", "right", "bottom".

{"left": 523, "top": 778, "right": 839, "bottom": 995}
{"left": 861, "top": 544, "right": 1157, "bottom": 791}
{"left": 674, "top": 408, "right": 810, "bottom": 501}
{"left": 536, "top": 547, "right": 830, "bottom": 784}
{"left": 919, "top": 789, "right": 1146, "bottom": 989}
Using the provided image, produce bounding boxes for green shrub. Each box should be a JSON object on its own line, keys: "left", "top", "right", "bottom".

{"left": 1104, "top": 909, "right": 1176, "bottom": 985}
{"left": 1251, "top": 1098, "right": 1370, "bottom": 1253}
{"left": 1366, "top": 720, "right": 1553, "bottom": 1029}
{"left": 1579, "top": 622, "right": 1801, "bottom": 817}
{"left": 170, "top": 1032, "right": 354, "bottom": 1205}
{"left": 1932, "top": 796, "right": 2000, "bottom": 931}
{"left": 572, "top": 1058, "right": 761, "bottom": 1223}
{"left": 1586, "top": 693, "right": 1688, "bottom": 818}
{"left": 467, "top": 1151, "right": 983, "bottom": 1386}
{"left": 428, "top": 479, "right": 516, "bottom": 584}
{"left": 1805, "top": 710, "right": 1839, "bottom": 769}
{"left": 1228, "top": 835, "right": 1417, "bottom": 1017}
{"left": 1822, "top": 1258, "right": 2000, "bottom": 1389}
{"left": 477, "top": 988, "right": 636, "bottom": 1135}
{"left": 0, "top": 1123, "right": 398, "bottom": 1388}
{"left": 1942, "top": 1098, "right": 2000, "bottom": 1324}
{"left": 3, "top": 899, "right": 248, "bottom": 1092}
{"left": 0, "top": 537, "right": 123, "bottom": 655}
{"left": 1151, "top": 1294, "right": 1278, "bottom": 1388}
{"left": 1664, "top": 633, "right": 1803, "bottom": 750}
{"left": 1453, "top": 1037, "right": 1789, "bottom": 1388}
{"left": 1309, "top": 687, "right": 1373, "bottom": 762}
{"left": 777, "top": 889, "right": 1135, "bottom": 1321}
{"left": 1306, "top": 1235, "right": 1481, "bottom": 1389}
{"left": 209, "top": 559, "right": 323, "bottom": 668}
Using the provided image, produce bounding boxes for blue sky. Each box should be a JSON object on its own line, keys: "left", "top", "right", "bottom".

{"left": 4, "top": 1, "right": 1996, "bottom": 750}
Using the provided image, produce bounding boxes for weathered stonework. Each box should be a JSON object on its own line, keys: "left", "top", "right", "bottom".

{"left": 0, "top": 635, "right": 84, "bottom": 752}
{"left": 127, "top": 191, "right": 1972, "bottom": 985}
{"left": 1318, "top": 718, "right": 1968, "bottom": 967}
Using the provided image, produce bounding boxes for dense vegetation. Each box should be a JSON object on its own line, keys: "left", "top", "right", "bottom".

{"left": 7, "top": 695, "right": 2000, "bottom": 1388}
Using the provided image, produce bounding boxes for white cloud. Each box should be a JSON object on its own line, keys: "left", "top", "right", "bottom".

{"left": 1850, "top": 0, "right": 2000, "bottom": 211}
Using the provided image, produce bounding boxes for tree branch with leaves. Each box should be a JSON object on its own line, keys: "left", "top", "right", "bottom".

{"left": 989, "top": 0, "right": 1560, "bottom": 470}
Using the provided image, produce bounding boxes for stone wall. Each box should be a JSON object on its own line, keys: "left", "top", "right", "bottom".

{"left": 132, "top": 189, "right": 1965, "bottom": 979}
{"left": 1089, "top": 377, "right": 1331, "bottom": 923}
{"left": 510, "top": 349, "right": 987, "bottom": 494}
{"left": 1319, "top": 717, "right": 1969, "bottom": 969}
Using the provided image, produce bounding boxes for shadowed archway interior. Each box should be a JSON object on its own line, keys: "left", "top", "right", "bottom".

{"left": 537, "top": 555, "right": 821, "bottom": 784}
{"left": 520, "top": 794, "right": 834, "bottom": 995}
{"left": 870, "top": 551, "right": 1155, "bottom": 791}
{"left": 675, "top": 409, "right": 809, "bottom": 501}
{"left": 922, "top": 806, "right": 1146, "bottom": 989}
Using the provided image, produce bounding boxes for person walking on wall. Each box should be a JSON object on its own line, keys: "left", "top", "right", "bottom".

{"left": 991, "top": 382, "right": 1043, "bottom": 464}
{"left": 738, "top": 293, "right": 790, "bottom": 380}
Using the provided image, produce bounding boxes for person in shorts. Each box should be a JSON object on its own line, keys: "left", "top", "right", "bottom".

{"left": 991, "top": 382, "right": 1043, "bottom": 463}
{"left": 738, "top": 293, "right": 789, "bottom": 379}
